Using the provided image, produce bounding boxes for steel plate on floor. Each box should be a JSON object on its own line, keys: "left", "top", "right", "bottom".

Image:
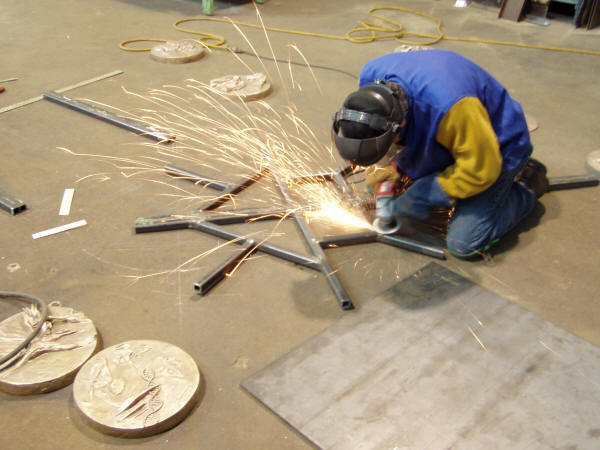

{"left": 242, "top": 263, "right": 600, "bottom": 449}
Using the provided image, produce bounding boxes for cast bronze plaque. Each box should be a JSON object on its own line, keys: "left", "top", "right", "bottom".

{"left": 73, "top": 340, "right": 200, "bottom": 438}
{"left": 0, "top": 302, "right": 99, "bottom": 395}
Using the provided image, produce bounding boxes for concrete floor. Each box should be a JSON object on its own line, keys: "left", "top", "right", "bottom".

{"left": 1, "top": 0, "right": 599, "bottom": 448}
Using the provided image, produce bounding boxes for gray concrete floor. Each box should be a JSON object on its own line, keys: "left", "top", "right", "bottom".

{"left": 1, "top": 0, "right": 599, "bottom": 448}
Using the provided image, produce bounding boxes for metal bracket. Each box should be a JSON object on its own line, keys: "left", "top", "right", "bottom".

{"left": 135, "top": 164, "right": 446, "bottom": 310}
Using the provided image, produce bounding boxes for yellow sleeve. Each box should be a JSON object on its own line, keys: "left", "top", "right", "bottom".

{"left": 436, "top": 97, "right": 502, "bottom": 199}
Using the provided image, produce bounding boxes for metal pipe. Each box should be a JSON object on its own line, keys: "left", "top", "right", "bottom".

{"left": 200, "top": 168, "right": 269, "bottom": 211}
{"left": 273, "top": 173, "right": 354, "bottom": 310}
{"left": 0, "top": 188, "right": 26, "bottom": 215}
{"left": 191, "top": 221, "right": 321, "bottom": 270}
{"left": 164, "top": 165, "right": 230, "bottom": 191}
{"left": 331, "top": 170, "right": 371, "bottom": 223}
{"left": 205, "top": 207, "right": 288, "bottom": 225}
{"left": 547, "top": 175, "right": 599, "bottom": 192}
{"left": 194, "top": 240, "right": 255, "bottom": 295}
{"left": 134, "top": 216, "right": 191, "bottom": 233}
{"left": 43, "top": 91, "right": 174, "bottom": 143}
{"left": 318, "top": 231, "right": 378, "bottom": 248}
{"left": 377, "top": 235, "right": 446, "bottom": 260}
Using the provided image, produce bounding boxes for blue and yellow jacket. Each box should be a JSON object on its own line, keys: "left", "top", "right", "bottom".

{"left": 359, "top": 49, "right": 531, "bottom": 199}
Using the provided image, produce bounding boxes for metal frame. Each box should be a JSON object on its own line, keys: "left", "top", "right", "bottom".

{"left": 135, "top": 164, "right": 446, "bottom": 310}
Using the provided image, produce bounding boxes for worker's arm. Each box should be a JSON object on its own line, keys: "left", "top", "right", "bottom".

{"left": 392, "top": 97, "right": 502, "bottom": 220}
{"left": 436, "top": 97, "right": 502, "bottom": 199}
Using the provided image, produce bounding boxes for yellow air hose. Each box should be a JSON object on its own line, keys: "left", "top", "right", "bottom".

{"left": 120, "top": 6, "right": 600, "bottom": 56}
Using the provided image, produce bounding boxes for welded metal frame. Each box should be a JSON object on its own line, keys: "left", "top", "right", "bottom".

{"left": 134, "top": 164, "right": 446, "bottom": 310}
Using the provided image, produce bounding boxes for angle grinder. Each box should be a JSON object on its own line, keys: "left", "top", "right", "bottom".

{"left": 373, "top": 180, "right": 402, "bottom": 234}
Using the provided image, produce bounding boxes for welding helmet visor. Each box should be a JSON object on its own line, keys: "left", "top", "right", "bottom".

{"left": 331, "top": 110, "right": 398, "bottom": 166}
{"left": 331, "top": 80, "right": 406, "bottom": 167}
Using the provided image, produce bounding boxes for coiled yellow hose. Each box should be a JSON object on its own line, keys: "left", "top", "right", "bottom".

{"left": 119, "top": 6, "right": 600, "bottom": 56}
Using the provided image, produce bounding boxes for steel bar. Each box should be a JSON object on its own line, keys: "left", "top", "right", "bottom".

{"left": 0, "top": 188, "right": 26, "bottom": 215}
{"left": 0, "top": 70, "right": 123, "bottom": 114}
{"left": 43, "top": 91, "right": 173, "bottom": 142}
{"left": 200, "top": 168, "right": 269, "bottom": 211}
{"left": 205, "top": 207, "right": 288, "bottom": 225}
{"left": 164, "top": 165, "right": 231, "bottom": 191}
{"left": 134, "top": 216, "right": 191, "bottom": 233}
{"left": 547, "top": 175, "right": 599, "bottom": 192}
{"left": 135, "top": 215, "right": 320, "bottom": 269}
{"left": 287, "top": 165, "right": 356, "bottom": 184}
{"left": 318, "top": 232, "right": 378, "bottom": 249}
{"left": 273, "top": 173, "right": 354, "bottom": 310}
{"left": 377, "top": 234, "right": 446, "bottom": 260}
{"left": 194, "top": 240, "right": 256, "bottom": 295}
{"left": 331, "top": 170, "right": 371, "bottom": 223}
{"left": 191, "top": 220, "right": 321, "bottom": 270}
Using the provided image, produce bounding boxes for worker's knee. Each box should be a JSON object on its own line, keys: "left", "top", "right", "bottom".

{"left": 446, "top": 224, "right": 496, "bottom": 259}
{"left": 446, "top": 238, "right": 498, "bottom": 259}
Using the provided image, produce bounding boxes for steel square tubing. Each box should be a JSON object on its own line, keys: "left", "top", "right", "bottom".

{"left": 194, "top": 240, "right": 256, "bottom": 295}
{"left": 164, "top": 165, "right": 231, "bottom": 191}
{"left": 0, "top": 188, "right": 26, "bottom": 215}
{"left": 273, "top": 173, "right": 354, "bottom": 310}
{"left": 43, "top": 91, "right": 174, "bottom": 143}
{"left": 201, "top": 168, "right": 269, "bottom": 211}
{"left": 134, "top": 216, "right": 320, "bottom": 270}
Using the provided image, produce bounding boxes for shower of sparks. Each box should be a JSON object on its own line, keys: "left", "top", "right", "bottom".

{"left": 62, "top": 8, "right": 375, "bottom": 281}
{"left": 468, "top": 326, "right": 488, "bottom": 352}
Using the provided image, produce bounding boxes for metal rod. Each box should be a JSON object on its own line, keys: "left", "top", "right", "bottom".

{"left": 134, "top": 216, "right": 191, "bottom": 233}
{"left": 0, "top": 188, "right": 26, "bottom": 215}
{"left": 164, "top": 165, "right": 231, "bottom": 191}
{"left": 134, "top": 215, "right": 321, "bottom": 269}
{"left": 287, "top": 165, "right": 356, "bottom": 184}
{"left": 331, "top": 170, "right": 371, "bottom": 223}
{"left": 191, "top": 221, "right": 321, "bottom": 270}
{"left": 205, "top": 207, "right": 288, "bottom": 225}
{"left": 200, "top": 168, "right": 269, "bottom": 211}
{"left": 377, "top": 235, "right": 446, "bottom": 260}
{"left": 0, "top": 70, "right": 123, "bottom": 114}
{"left": 318, "top": 231, "right": 378, "bottom": 248}
{"left": 547, "top": 175, "right": 599, "bottom": 192}
{"left": 43, "top": 91, "right": 174, "bottom": 142}
{"left": 273, "top": 173, "right": 354, "bottom": 310}
{"left": 194, "top": 240, "right": 255, "bottom": 295}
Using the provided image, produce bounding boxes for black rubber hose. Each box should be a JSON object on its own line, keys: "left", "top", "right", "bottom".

{"left": 0, "top": 292, "right": 48, "bottom": 366}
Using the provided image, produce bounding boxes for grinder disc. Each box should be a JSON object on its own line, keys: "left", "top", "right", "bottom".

{"left": 0, "top": 302, "right": 99, "bottom": 395}
{"left": 73, "top": 340, "right": 200, "bottom": 438}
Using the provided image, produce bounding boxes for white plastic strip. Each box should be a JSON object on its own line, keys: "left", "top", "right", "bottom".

{"left": 0, "top": 70, "right": 123, "bottom": 114}
{"left": 32, "top": 219, "right": 87, "bottom": 239}
{"left": 59, "top": 188, "right": 75, "bottom": 216}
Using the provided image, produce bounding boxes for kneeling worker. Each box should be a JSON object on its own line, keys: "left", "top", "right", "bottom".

{"left": 332, "top": 49, "right": 548, "bottom": 258}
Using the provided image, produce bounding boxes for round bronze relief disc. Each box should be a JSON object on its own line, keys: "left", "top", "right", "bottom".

{"left": 150, "top": 40, "right": 205, "bottom": 64}
{"left": 0, "top": 302, "right": 99, "bottom": 395}
{"left": 73, "top": 340, "right": 200, "bottom": 438}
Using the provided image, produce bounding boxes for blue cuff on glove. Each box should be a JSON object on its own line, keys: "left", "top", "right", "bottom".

{"left": 393, "top": 174, "right": 453, "bottom": 220}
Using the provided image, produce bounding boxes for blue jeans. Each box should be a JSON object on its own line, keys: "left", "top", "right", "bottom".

{"left": 446, "top": 157, "right": 536, "bottom": 257}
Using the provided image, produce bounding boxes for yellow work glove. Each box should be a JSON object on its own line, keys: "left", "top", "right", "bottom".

{"left": 365, "top": 164, "right": 401, "bottom": 194}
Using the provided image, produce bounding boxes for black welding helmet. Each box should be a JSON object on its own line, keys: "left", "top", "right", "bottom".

{"left": 332, "top": 79, "right": 407, "bottom": 166}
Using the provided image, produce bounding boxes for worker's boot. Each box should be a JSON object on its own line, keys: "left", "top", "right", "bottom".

{"left": 518, "top": 158, "right": 549, "bottom": 199}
